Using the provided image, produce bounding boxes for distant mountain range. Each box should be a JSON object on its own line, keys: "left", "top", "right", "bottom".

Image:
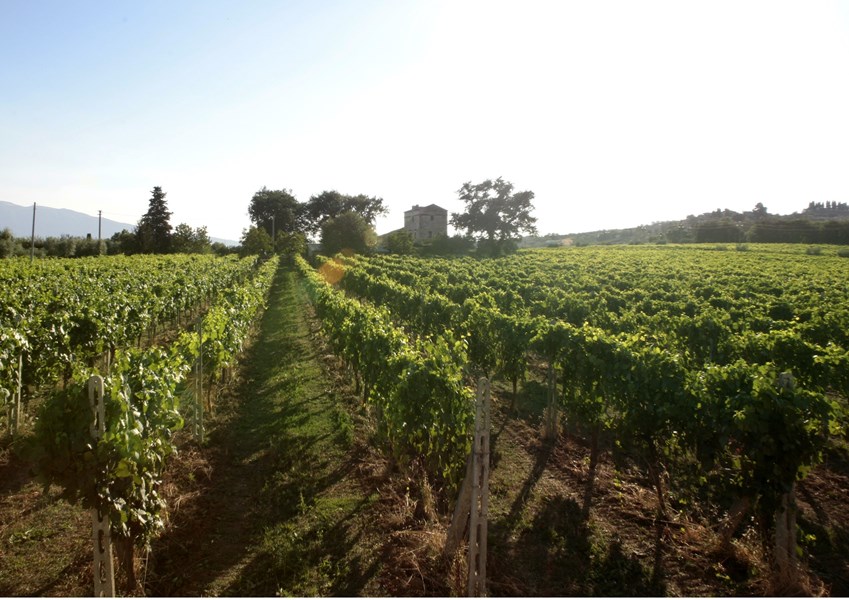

{"left": 0, "top": 201, "right": 237, "bottom": 246}
{"left": 0, "top": 200, "right": 134, "bottom": 239}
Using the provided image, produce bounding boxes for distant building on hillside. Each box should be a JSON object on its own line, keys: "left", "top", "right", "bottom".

{"left": 404, "top": 204, "right": 447, "bottom": 241}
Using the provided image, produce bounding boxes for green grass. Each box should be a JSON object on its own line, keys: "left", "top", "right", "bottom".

{"left": 218, "top": 267, "right": 382, "bottom": 596}
{"left": 146, "top": 265, "right": 383, "bottom": 596}
{"left": 0, "top": 489, "right": 90, "bottom": 596}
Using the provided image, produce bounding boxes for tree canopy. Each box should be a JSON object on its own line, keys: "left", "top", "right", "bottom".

{"left": 248, "top": 187, "right": 301, "bottom": 240}
{"left": 303, "top": 191, "right": 386, "bottom": 236}
{"left": 320, "top": 211, "right": 376, "bottom": 256}
{"left": 450, "top": 178, "right": 537, "bottom": 245}
{"left": 172, "top": 223, "right": 212, "bottom": 254}
{"left": 240, "top": 226, "right": 273, "bottom": 257}
{"left": 384, "top": 229, "right": 414, "bottom": 255}
{"left": 137, "top": 186, "right": 173, "bottom": 253}
{"left": 274, "top": 231, "right": 308, "bottom": 262}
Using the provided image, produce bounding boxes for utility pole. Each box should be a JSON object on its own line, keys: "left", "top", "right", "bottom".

{"left": 98, "top": 210, "right": 102, "bottom": 243}
{"left": 30, "top": 202, "right": 36, "bottom": 263}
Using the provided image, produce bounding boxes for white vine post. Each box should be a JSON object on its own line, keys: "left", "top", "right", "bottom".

{"left": 88, "top": 376, "right": 115, "bottom": 597}
{"left": 467, "top": 376, "right": 491, "bottom": 596}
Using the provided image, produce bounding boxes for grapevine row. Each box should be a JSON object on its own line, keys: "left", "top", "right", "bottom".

{"left": 322, "top": 250, "right": 848, "bottom": 561}
{"left": 353, "top": 246, "right": 849, "bottom": 360}
{"left": 0, "top": 254, "right": 259, "bottom": 430}
{"left": 30, "top": 256, "right": 279, "bottom": 590}
{"left": 297, "top": 255, "right": 473, "bottom": 491}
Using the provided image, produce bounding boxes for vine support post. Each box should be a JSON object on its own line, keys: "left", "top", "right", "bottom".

{"left": 88, "top": 376, "right": 115, "bottom": 597}
{"left": 443, "top": 378, "right": 491, "bottom": 596}
{"left": 543, "top": 363, "right": 559, "bottom": 442}
{"left": 196, "top": 321, "right": 204, "bottom": 444}
{"left": 773, "top": 372, "right": 799, "bottom": 590}
{"left": 467, "top": 377, "right": 491, "bottom": 597}
{"left": 445, "top": 454, "right": 473, "bottom": 560}
{"left": 11, "top": 353, "right": 22, "bottom": 436}
{"left": 774, "top": 483, "right": 798, "bottom": 589}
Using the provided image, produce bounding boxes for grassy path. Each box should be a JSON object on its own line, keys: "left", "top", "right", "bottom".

{"left": 146, "top": 265, "right": 385, "bottom": 596}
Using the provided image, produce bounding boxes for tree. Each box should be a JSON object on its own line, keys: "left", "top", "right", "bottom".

{"left": 210, "top": 241, "right": 233, "bottom": 256}
{"left": 193, "top": 225, "right": 211, "bottom": 251}
{"left": 136, "top": 186, "right": 172, "bottom": 253}
{"left": 0, "top": 228, "right": 21, "bottom": 258}
{"left": 247, "top": 187, "right": 301, "bottom": 241}
{"left": 752, "top": 202, "right": 768, "bottom": 219}
{"left": 384, "top": 229, "right": 414, "bottom": 255}
{"left": 75, "top": 236, "right": 105, "bottom": 257}
{"left": 172, "top": 223, "right": 212, "bottom": 254}
{"left": 172, "top": 223, "right": 194, "bottom": 254}
{"left": 239, "top": 226, "right": 273, "bottom": 257}
{"left": 303, "top": 190, "right": 386, "bottom": 236}
{"left": 344, "top": 193, "right": 387, "bottom": 223}
{"left": 320, "top": 211, "right": 376, "bottom": 256}
{"left": 109, "top": 229, "right": 139, "bottom": 255}
{"left": 274, "top": 231, "right": 308, "bottom": 261}
{"left": 450, "top": 178, "right": 537, "bottom": 249}
{"left": 695, "top": 219, "right": 743, "bottom": 243}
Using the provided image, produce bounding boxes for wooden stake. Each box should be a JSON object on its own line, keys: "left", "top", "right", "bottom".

{"left": 467, "top": 377, "right": 491, "bottom": 597}
{"left": 445, "top": 454, "right": 474, "bottom": 559}
{"left": 544, "top": 363, "right": 559, "bottom": 441}
{"left": 88, "top": 376, "right": 115, "bottom": 597}
{"left": 445, "top": 378, "right": 492, "bottom": 596}
{"left": 197, "top": 321, "right": 204, "bottom": 444}
{"left": 11, "top": 353, "right": 22, "bottom": 436}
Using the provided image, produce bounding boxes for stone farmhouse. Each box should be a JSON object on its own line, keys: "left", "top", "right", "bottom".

{"left": 403, "top": 204, "right": 447, "bottom": 241}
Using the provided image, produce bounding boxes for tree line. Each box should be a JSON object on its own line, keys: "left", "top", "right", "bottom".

{"left": 242, "top": 177, "right": 538, "bottom": 258}
{"left": 693, "top": 218, "right": 849, "bottom": 245}
{"left": 566, "top": 202, "right": 849, "bottom": 247}
{"left": 1, "top": 178, "right": 538, "bottom": 259}
{"left": 240, "top": 187, "right": 387, "bottom": 258}
{"left": 0, "top": 187, "right": 226, "bottom": 259}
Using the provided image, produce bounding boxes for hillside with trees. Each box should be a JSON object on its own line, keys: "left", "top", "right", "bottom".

{"left": 525, "top": 202, "right": 849, "bottom": 247}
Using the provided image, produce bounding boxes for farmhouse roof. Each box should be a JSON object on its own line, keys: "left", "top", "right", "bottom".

{"left": 405, "top": 204, "right": 447, "bottom": 214}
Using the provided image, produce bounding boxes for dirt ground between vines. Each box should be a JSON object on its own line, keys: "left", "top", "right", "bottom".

{"left": 2, "top": 265, "right": 849, "bottom": 596}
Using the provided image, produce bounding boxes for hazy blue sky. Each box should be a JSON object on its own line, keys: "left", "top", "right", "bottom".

{"left": 3, "top": 0, "right": 849, "bottom": 241}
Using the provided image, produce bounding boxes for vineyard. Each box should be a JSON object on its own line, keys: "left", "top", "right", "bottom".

{"left": 301, "top": 243, "right": 849, "bottom": 595}
{"left": 0, "top": 253, "right": 278, "bottom": 593}
{"left": 1, "top": 244, "right": 848, "bottom": 596}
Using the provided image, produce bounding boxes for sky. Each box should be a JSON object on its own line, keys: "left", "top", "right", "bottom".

{"left": 2, "top": 0, "right": 849, "bottom": 242}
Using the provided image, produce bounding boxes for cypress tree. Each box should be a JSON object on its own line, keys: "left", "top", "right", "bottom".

{"left": 137, "top": 186, "right": 173, "bottom": 253}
